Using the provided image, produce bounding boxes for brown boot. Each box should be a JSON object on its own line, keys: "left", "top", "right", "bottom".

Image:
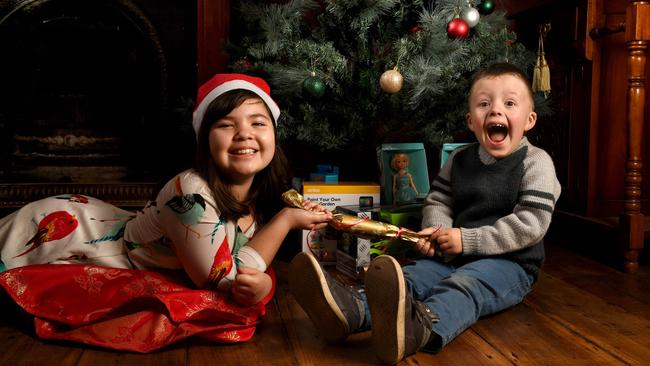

{"left": 289, "top": 252, "right": 367, "bottom": 343}
{"left": 366, "top": 255, "right": 439, "bottom": 364}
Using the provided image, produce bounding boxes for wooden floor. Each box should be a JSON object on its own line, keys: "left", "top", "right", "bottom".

{"left": 1, "top": 236, "right": 649, "bottom": 365}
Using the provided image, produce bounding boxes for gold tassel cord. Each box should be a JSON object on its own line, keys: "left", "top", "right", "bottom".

{"left": 532, "top": 23, "right": 551, "bottom": 97}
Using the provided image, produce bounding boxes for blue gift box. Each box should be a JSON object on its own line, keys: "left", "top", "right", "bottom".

{"left": 309, "top": 164, "right": 339, "bottom": 183}
{"left": 440, "top": 143, "right": 469, "bottom": 168}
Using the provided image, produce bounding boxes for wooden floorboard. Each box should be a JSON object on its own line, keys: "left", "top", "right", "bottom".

{"left": 475, "top": 300, "right": 628, "bottom": 365}
{"left": 77, "top": 346, "right": 187, "bottom": 366}
{"left": 1, "top": 237, "right": 649, "bottom": 366}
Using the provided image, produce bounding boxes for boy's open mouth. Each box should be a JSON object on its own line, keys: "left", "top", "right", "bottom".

{"left": 487, "top": 123, "right": 508, "bottom": 143}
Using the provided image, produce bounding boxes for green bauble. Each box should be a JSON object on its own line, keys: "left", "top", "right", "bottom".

{"left": 302, "top": 76, "right": 326, "bottom": 99}
{"left": 478, "top": 0, "right": 495, "bottom": 15}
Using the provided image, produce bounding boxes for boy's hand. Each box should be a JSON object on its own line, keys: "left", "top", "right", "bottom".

{"left": 232, "top": 267, "right": 273, "bottom": 306}
{"left": 436, "top": 228, "right": 462, "bottom": 255}
{"left": 415, "top": 226, "right": 442, "bottom": 257}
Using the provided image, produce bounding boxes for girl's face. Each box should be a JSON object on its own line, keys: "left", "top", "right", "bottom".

{"left": 209, "top": 98, "right": 276, "bottom": 184}
{"left": 466, "top": 74, "right": 536, "bottom": 159}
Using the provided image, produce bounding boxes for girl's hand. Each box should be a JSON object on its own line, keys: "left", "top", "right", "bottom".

{"left": 232, "top": 267, "right": 273, "bottom": 306}
{"left": 436, "top": 228, "right": 463, "bottom": 255}
{"left": 281, "top": 206, "right": 332, "bottom": 231}
{"left": 300, "top": 200, "right": 330, "bottom": 214}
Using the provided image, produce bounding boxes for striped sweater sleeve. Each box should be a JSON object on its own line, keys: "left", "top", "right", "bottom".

{"left": 421, "top": 146, "right": 467, "bottom": 230}
{"left": 461, "top": 145, "right": 561, "bottom": 256}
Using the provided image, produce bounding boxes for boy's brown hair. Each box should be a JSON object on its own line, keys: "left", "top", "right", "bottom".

{"left": 469, "top": 63, "right": 535, "bottom": 109}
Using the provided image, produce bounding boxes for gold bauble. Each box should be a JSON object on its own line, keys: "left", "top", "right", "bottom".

{"left": 380, "top": 68, "right": 403, "bottom": 94}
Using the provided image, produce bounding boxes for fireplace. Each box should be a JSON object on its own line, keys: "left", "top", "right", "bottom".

{"left": 0, "top": 0, "right": 200, "bottom": 208}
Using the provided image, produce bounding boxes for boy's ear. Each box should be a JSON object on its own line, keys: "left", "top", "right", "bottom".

{"left": 465, "top": 112, "right": 474, "bottom": 131}
{"left": 524, "top": 111, "right": 537, "bottom": 131}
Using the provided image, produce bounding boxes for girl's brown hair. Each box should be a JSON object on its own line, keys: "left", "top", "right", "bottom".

{"left": 194, "top": 89, "right": 290, "bottom": 225}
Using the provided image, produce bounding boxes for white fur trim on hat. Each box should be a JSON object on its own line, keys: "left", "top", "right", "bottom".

{"left": 192, "top": 79, "right": 280, "bottom": 138}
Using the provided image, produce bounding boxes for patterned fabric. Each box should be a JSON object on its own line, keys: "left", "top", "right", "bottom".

{"left": 0, "top": 195, "right": 134, "bottom": 270}
{"left": 0, "top": 263, "right": 275, "bottom": 352}
{"left": 124, "top": 170, "right": 258, "bottom": 289}
{"left": 0, "top": 170, "right": 273, "bottom": 350}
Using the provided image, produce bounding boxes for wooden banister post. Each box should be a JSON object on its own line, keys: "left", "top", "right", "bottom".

{"left": 621, "top": 0, "right": 649, "bottom": 272}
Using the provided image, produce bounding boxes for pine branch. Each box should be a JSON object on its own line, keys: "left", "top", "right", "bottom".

{"left": 229, "top": 0, "right": 537, "bottom": 150}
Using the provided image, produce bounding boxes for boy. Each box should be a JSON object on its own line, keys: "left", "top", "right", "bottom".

{"left": 289, "top": 63, "right": 561, "bottom": 364}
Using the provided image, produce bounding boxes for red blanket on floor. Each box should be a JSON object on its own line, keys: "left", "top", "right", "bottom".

{"left": 0, "top": 264, "right": 275, "bottom": 352}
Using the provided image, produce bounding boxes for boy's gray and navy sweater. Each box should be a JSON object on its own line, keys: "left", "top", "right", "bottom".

{"left": 422, "top": 137, "right": 561, "bottom": 281}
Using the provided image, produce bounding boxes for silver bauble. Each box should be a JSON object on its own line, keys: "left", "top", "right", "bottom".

{"left": 461, "top": 7, "right": 480, "bottom": 28}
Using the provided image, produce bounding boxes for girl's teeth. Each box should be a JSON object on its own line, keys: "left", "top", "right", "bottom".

{"left": 235, "top": 149, "right": 255, "bottom": 154}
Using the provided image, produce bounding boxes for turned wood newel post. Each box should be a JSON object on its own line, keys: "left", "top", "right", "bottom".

{"left": 621, "top": 0, "right": 650, "bottom": 272}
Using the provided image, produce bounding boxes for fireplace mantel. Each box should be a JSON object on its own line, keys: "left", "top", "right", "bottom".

{"left": 0, "top": 1, "right": 230, "bottom": 209}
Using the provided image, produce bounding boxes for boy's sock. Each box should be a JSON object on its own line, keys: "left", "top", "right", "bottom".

{"left": 366, "top": 255, "right": 439, "bottom": 364}
{"left": 289, "top": 252, "right": 367, "bottom": 343}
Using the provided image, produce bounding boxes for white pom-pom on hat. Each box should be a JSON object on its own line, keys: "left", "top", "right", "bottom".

{"left": 192, "top": 73, "right": 280, "bottom": 138}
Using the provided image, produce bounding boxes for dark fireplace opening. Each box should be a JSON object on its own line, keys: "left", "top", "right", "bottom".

{"left": 0, "top": 0, "right": 197, "bottom": 187}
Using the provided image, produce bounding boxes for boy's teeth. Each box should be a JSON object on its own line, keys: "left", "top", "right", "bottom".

{"left": 487, "top": 124, "right": 508, "bottom": 142}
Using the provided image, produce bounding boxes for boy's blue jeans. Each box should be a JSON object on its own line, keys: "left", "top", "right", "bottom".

{"left": 357, "top": 257, "right": 533, "bottom": 351}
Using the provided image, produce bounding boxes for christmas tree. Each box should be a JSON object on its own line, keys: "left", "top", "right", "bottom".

{"left": 229, "top": 0, "right": 535, "bottom": 152}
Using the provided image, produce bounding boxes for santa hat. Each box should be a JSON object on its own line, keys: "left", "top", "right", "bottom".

{"left": 192, "top": 73, "right": 280, "bottom": 137}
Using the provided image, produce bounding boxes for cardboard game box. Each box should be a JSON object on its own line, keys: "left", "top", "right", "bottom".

{"left": 302, "top": 182, "right": 380, "bottom": 265}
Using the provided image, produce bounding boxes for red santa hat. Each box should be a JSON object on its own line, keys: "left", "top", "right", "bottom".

{"left": 192, "top": 73, "right": 280, "bottom": 137}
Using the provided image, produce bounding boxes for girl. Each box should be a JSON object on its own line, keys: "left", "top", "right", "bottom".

{"left": 0, "top": 73, "right": 331, "bottom": 351}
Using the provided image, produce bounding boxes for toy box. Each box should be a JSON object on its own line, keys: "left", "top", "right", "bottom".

{"left": 302, "top": 182, "right": 381, "bottom": 264}
{"left": 377, "top": 143, "right": 430, "bottom": 206}
{"left": 440, "top": 143, "right": 469, "bottom": 168}
{"left": 334, "top": 205, "right": 382, "bottom": 279}
{"left": 379, "top": 203, "right": 423, "bottom": 231}
{"left": 335, "top": 204, "right": 423, "bottom": 279}
{"left": 309, "top": 164, "right": 339, "bottom": 183}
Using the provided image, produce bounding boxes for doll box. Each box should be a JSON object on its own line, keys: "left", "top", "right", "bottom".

{"left": 302, "top": 182, "right": 380, "bottom": 265}
{"left": 440, "top": 143, "right": 469, "bottom": 168}
{"left": 376, "top": 143, "right": 430, "bottom": 205}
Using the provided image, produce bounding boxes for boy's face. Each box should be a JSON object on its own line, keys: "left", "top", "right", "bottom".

{"left": 466, "top": 74, "right": 536, "bottom": 159}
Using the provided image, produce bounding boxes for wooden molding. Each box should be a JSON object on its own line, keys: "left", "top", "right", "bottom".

{"left": 197, "top": 0, "right": 230, "bottom": 85}
{"left": 626, "top": 1, "right": 650, "bottom": 41}
{"left": 0, "top": 183, "right": 158, "bottom": 209}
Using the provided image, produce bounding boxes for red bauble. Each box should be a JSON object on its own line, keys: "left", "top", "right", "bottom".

{"left": 410, "top": 24, "right": 422, "bottom": 34}
{"left": 447, "top": 18, "right": 469, "bottom": 39}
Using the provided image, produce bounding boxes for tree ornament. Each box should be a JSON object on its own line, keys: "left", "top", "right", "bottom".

{"left": 379, "top": 67, "right": 403, "bottom": 94}
{"left": 447, "top": 17, "right": 469, "bottom": 39}
{"left": 461, "top": 7, "right": 480, "bottom": 28}
{"left": 532, "top": 23, "right": 551, "bottom": 97}
{"left": 302, "top": 72, "right": 326, "bottom": 99}
{"left": 477, "top": 0, "right": 495, "bottom": 15}
{"left": 410, "top": 24, "right": 422, "bottom": 34}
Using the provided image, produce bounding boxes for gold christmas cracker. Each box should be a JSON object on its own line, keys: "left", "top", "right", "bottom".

{"left": 281, "top": 189, "right": 429, "bottom": 243}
